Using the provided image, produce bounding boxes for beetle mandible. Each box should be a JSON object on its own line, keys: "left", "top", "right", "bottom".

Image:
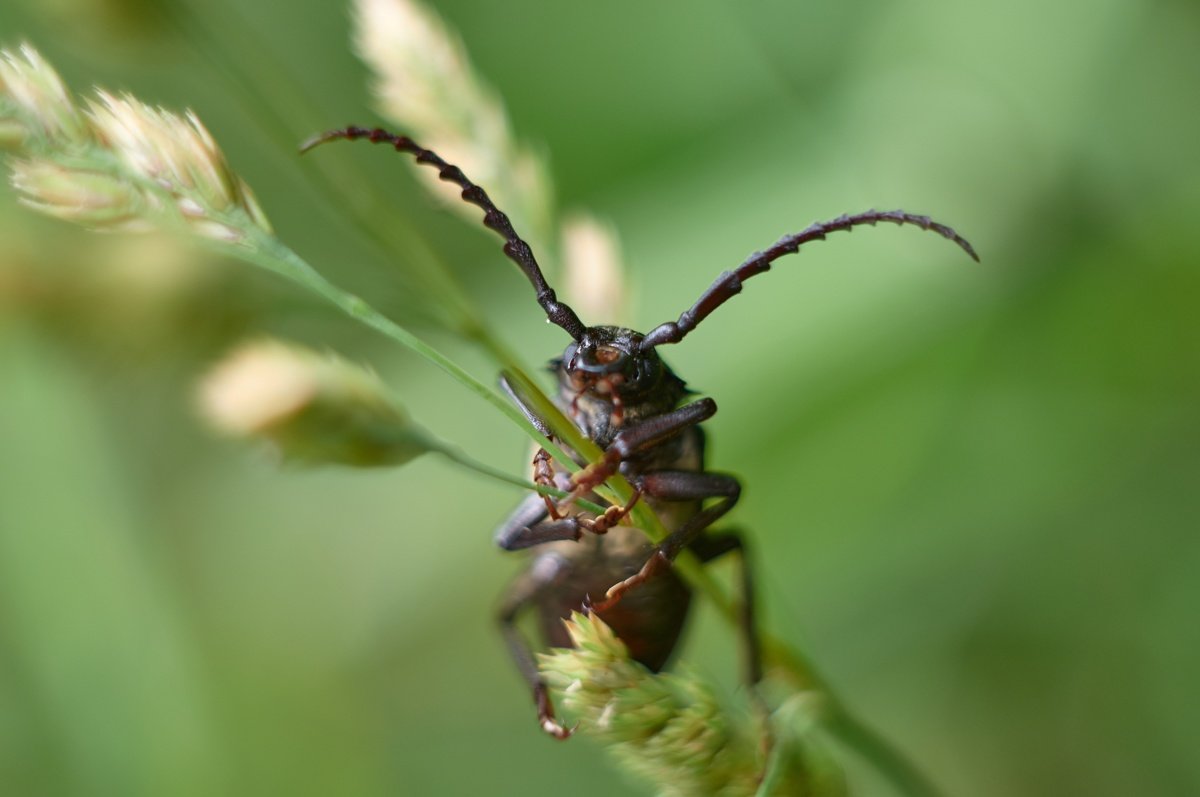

{"left": 303, "top": 125, "right": 979, "bottom": 739}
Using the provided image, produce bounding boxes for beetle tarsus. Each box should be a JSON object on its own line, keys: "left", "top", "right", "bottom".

{"left": 578, "top": 488, "right": 642, "bottom": 535}
{"left": 532, "top": 447, "right": 566, "bottom": 519}
{"left": 536, "top": 684, "right": 574, "bottom": 740}
{"left": 541, "top": 718, "right": 574, "bottom": 740}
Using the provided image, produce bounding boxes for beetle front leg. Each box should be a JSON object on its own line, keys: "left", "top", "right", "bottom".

{"left": 496, "top": 553, "right": 576, "bottom": 740}
{"left": 575, "top": 486, "right": 643, "bottom": 535}
{"left": 589, "top": 470, "right": 740, "bottom": 612}
{"left": 557, "top": 398, "right": 718, "bottom": 522}
{"left": 532, "top": 447, "right": 567, "bottom": 519}
{"left": 494, "top": 492, "right": 583, "bottom": 550}
{"left": 499, "top": 372, "right": 555, "bottom": 438}
{"left": 502, "top": 374, "right": 574, "bottom": 520}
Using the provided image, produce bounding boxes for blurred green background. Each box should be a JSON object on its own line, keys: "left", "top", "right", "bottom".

{"left": 1, "top": 0, "right": 1197, "bottom": 794}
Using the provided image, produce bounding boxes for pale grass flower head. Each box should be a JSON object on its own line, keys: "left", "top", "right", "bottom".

{"left": 1, "top": 44, "right": 271, "bottom": 242}
{"left": 201, "top": 340, "right": 323, "bottom": 437}
{"left": 86, "top": 91, "right": 272, "bottom": 238}
{"left": 0, "top": 43, "right": 88, "bottom": 148}
{"left": 9, "top": 158, "right": 144, "bottom": 227}
{"left": 538, "top": 613, "right": 765, "bottom": 795}
{"left": 562, "top": 213, "right": 630, "bottom": 326}
{"left": 200, "top": 339, "right": 431, "bottom": 467}
{"left": 353, "top": 0, "right": 553, "bottom": 244}
{"left": 538, "top": 613, "right": 841, "bottom": 795}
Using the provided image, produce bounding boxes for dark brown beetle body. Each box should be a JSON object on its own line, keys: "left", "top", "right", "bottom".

{"left": 507, "top": 326, "right": 699, "bottom": 673}
{"left": 492, "top": 325, "right": 753, "bottom": 738}
{"left": 301, "top": 125, "right": 978, "bottom": 740}
{"left": 531, "top": 521, "right": 693, "bottom": 672}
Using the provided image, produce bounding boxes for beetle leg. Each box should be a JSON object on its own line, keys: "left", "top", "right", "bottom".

{"left": 589, "top": 471, "right": 740, "bottom": 612}
{"left": 496, "top": 553, "right": 576, "bottom": 740}
{"left": 562, "top": 398, "right": 718, "bottom": 507}
{"left": 503, "top": 372, "right": 592, "bottom": 521}
{"left": 690, "top": 530, "right": 762, "bottom": 686}
{"left": 494, "top": 492, "right": 583, "bottom": 551}
{"left": 503, "top": 375, "right": 719, "bottom": 541}
{"left": 531, "top": 447, "right": 565, "bottom": 519}
{"left": 499, "top": 373, "right": 555, "bottom": 438}
{"left": 577, "top": 487, "right": 643, "bottom": 535}
{"left": 502, "top": 373, "right": 576, "bottom": 519}
{"left": 692, "top": 529, "right": 773, "bottom": 762}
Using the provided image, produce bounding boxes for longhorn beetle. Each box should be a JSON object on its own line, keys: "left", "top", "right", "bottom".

{"left": 303, "top": 126, "right": 979, "bottom": 739}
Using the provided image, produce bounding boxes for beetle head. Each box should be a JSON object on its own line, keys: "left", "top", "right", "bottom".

{"left": 554, "top": 326, "right": 686, "bottom": 410}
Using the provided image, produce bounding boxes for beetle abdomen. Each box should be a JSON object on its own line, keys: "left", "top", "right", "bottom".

{"left": 538, "top": 562, "right": 691, "bottom": 672}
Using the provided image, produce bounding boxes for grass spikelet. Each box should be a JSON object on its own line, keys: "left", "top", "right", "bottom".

{"left": 0, "top": 44, "right": 270, "bottom": 242}
{"left": 199, "top": 338, "right": 433, "bottom": 467}
{"left": 352, "top": 0, "right": 553, "bottom": 244}
{"left": 539, "top": 613, "right": 836, "bottom": 797}
{"left": 562, "top": 213, "right": 631, "bottom": 326}
{"left": 0, "top": 43, "right": 88, "bottom": 148}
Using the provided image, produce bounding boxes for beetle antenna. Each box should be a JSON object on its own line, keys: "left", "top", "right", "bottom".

{"left": 639, "top": 209, "right": 979, "bottom": 350}
{"left": 301, "top": 126, "right": 587, "bottom": 341}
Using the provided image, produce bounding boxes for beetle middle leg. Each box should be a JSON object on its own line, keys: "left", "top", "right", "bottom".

{"left": 554, "top": 398, "right": 718, "bottom": 528}
{"left": 502, "top": 374, "right": 571, "bottom": 520}
{"left": 504, "top": 372, "right": 717, "bottom": 535}
{"left": 589, "top": 470, "right": 740, "bottom": 612}
{"left": 496, "top": 552, "right": 576, "bottom": 739}
{"left": 494, "top": 492, "right": 584, "bottom": 550}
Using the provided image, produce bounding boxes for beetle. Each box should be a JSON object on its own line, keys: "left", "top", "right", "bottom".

{"left": 303, "top": 125, "right": 979, "bottom": 739}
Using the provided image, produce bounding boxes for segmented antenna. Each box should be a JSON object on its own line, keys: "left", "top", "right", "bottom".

{"left": 640, "top": 209, "right": 979, "bottom": 350}
{"left": 301, "top": 126, "right": 587, "bottom": 341}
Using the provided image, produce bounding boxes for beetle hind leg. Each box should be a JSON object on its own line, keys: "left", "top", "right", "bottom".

{"left": 693, "top": 528, "right": 773, "bottom": 763}
{"left": 496, "top": 553, "right": 576, "bottom": 739}
{"left": 691, "top": 529, "right": 762, "bottom": 687}
{"left": 590, "top": 470, "right": 741, "bottom": 613}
